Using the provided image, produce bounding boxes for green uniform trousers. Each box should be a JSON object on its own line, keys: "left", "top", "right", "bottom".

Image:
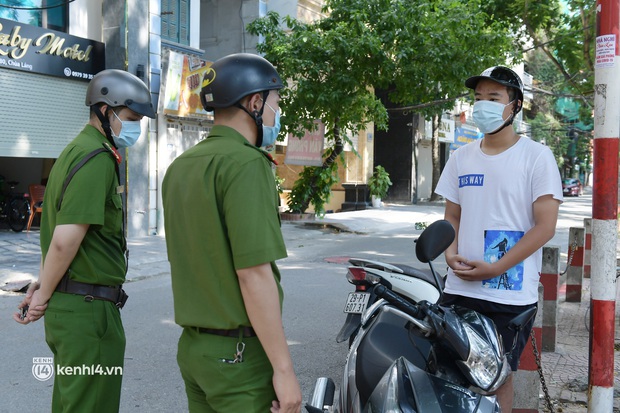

{"left": 177, "top": 327, "right": 275, "bottom": 412}
{"left": 44, "top": 292, "right": 126, "bottom": 413}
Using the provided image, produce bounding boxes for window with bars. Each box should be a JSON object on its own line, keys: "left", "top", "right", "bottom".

{"left": 161, "top": 0, "right": 189, "bottom": 45}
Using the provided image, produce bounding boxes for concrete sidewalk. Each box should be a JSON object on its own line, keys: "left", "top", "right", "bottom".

{"left": 0, "top": 196, "right": 618, "bottom": 412}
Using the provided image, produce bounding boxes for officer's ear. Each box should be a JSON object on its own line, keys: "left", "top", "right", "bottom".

{"left": 245, "top": 93, "right": 263, "bottom": 113}
{"left": 90, "top": 103, "right": 109, "bottom": 120}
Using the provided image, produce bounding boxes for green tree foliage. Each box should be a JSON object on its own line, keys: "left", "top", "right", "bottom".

{"left": 484, "top": 0, "right": 595, "bottom": 97}
{"left": 526, "top": 50, "right": 565, "bottom": 159}
{"left": 248, "top": 0, "right": 516, "bottom": 212}
{"left": 287, "top": 161, "right": 340, "bottom": 217}
{"left": 484, "top": 0, "right": 595, "bottom": 177}
{"left": 368, "top": 165, "right": 392, "bottom": 199}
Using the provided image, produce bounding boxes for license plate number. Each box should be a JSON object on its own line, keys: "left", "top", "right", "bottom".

{"left": 344, "top": 292, "right": 370, "bottom": 314}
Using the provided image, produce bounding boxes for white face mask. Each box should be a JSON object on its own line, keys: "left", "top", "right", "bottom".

{"left": 472, "top": 100, "right": 515, "bottom": 134}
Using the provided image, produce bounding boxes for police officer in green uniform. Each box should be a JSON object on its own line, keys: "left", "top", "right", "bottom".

{"left": 162, "top": 53, "right": 302, "bottom": 413}
{"left": 14, "top": 69, "right": 155, "bottom": 412}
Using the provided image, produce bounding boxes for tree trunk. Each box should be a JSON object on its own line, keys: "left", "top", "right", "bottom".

{"left": 411, "top": 114, "right": 419, "bottom": 203}
{"left": 429, "top": 113, "right": 441, "bottom": 201}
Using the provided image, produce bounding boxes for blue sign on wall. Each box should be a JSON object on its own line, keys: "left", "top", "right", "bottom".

{"left": 451, "top": 125, "right": 483, "bottom": 151}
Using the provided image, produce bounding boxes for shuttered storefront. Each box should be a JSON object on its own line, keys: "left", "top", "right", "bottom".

{"left": 0, "top": 69, "right": 89, "bottom": 159}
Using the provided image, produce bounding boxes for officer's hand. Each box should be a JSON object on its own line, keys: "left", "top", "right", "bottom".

{"left": 13, "top": 281, "right": 37, "bottom": 324}
{"left": 13, "top": 282, "right": 48, "bottom": 324}
{"left": 271, "top": 370, "right": 301, "bottom": 413}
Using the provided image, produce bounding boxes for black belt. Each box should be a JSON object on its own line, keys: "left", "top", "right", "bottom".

{"left": 55, "top": 273, "right": 128, "bottom": 309}
{"left": 196, "top": 326, "right": 256, "bottom": 338}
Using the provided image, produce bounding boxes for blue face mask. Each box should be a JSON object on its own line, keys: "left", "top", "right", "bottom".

{"left": 472, "top": 100, "right": 515, "bottom": 134}
{"left": 111, "top": 110, "right": 143, "bottom": 148}
{"left": 261, "top": 102, "right": 281, "bottom": 148}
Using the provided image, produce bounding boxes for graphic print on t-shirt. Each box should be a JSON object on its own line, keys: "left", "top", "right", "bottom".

{"left": 458, "top": 174, "right": 484, "bottom": 188}
{"left": 482, "top": 229, "right": 525, "bottom": 290}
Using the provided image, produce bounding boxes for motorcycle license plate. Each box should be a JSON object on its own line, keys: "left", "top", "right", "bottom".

{"left": 344, "top": 292, "right": 370, "bottom": 314}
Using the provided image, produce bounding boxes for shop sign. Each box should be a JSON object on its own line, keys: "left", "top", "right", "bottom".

{"left": 438, "top": 117, "right": 455, "bottom": 143}
{"left": 0, "top": 18, "right": 105, "bottom": 81}
{"left": 450, "top": 125, "right": 483, "bottom": 151}
{"left": 285, "top": 121, "right": 325, "bottom": 166}
{"left": 161, "top": 50, "right": 213, "bottom": 118}
{"left": 423, "top": 115, "right": 455, "bottom": 143}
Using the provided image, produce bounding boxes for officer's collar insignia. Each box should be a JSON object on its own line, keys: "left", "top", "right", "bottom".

{"left": 103, "top": 142, "right": 122, "bottom": 165}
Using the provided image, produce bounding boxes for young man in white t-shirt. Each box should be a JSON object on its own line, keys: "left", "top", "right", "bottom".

{"left": 435, "top": 66, "right": 563, "bottom": 413}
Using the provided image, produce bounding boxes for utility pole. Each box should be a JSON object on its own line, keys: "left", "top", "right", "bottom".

{"left": 589, "top": 1, "right": 619, "bottom": 412}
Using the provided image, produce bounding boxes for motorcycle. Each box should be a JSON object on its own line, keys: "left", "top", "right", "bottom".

{"left": 307, "top": 219, "right": 537, "bottom": 413}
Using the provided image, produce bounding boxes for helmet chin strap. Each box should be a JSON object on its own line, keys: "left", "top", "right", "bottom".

{"left": 94, "top": 105, "right": 119, "bottom": 148}
{"left": 488, "top": 114, "right": 514, "bottom": 135}
{"left": 235, "top": 91, "right": 269, "bottom": 147}
{"left": 488, "top": 101, "right": 519, "bottom": 135}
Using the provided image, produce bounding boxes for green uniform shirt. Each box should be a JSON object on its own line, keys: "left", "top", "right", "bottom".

{"left": 162, "top": 125, "right": 287, "bottom": 329}
{"left": 41, "top": 125, "right": 126, "bottom": 286}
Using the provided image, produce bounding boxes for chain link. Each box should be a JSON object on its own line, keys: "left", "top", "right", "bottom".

{"left": 530, "top": 330, "right": 555, "bottom": 412}
{"left": 559, "top": 237, "right": 578, "bottom": 276}
{"left": 535, "top": 234, "right": 576, "bottom": 411}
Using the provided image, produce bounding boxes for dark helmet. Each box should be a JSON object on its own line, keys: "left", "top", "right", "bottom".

{"left": 200, "top": 53, "right": 283, "bottom": 111}
{"left": 86, "top": 69, "right": 156, "bottom": 118}
{"left": 465, "top": 66, "right": 524, "bottom": 113}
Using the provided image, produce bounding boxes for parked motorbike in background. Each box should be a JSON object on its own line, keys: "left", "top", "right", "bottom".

{"left": 0, "top": 176, "right": 30, "bottom": 232}
{"left": 307, "top": 219, "right": 537, "bottom": 413}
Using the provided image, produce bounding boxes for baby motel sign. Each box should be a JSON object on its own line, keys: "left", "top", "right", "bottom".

{"left": 0, "top": 17, "right": 104, "bottom": 81}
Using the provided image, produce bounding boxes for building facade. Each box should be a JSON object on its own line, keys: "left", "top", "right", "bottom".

{"left": 0, "top": 0, "right": 337, "bottom": 237}
{"left": 376, "top": 63, "right": 533, "bottom": 203}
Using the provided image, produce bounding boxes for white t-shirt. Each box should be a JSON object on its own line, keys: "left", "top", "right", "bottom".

{"left": 435, "top": 137, "right": 563, "bottom": 305}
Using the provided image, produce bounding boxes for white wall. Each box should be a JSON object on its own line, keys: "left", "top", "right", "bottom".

{"left": 201, "top": 0, "right": 254, "bottom": 59}
{"left": 190, "top": 0, "right": 200, "bottom": 49}
{"left": 416, "top": 141, "right": 433, "bottom": 200}
{"left": 69, "top": 0, "right": 103, "bottom": 40}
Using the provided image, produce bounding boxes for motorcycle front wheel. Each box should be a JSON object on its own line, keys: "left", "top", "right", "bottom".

{"left": 8, "top": 198, "right": 30, "bottom": 232}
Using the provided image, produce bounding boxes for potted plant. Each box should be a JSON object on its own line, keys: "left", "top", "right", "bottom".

{"left": 367, "top": 165, "right": 392, "bottom": 208}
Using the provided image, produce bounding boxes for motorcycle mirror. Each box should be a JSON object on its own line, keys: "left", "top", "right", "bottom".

{"left": 415, "top": 220, "right": 455, "bottom": 263}
{"left": 506, "top": 306, "right": 538, "bottom": 354}
{"left": 507, "top": 306, "right": 537, "bottom": 333}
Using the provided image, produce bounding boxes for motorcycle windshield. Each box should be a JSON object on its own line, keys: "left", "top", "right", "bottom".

{"left": 364, "top": 357, "right": 498, "bottom": 413}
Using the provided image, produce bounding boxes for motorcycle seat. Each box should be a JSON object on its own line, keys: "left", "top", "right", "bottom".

{"left": 388, "top": 263, "right": 445, "bottom": 290}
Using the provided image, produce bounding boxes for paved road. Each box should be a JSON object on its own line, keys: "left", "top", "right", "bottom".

{"left": 0, "top": 189, "right": 616, "bottom": 412}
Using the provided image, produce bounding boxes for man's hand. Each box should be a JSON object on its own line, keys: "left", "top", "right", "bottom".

{"left": 14, "top": 223, "right": 89, "bottom": 325}
{"left": 237, "top": 263, "right": 302, "bottom": 413}
{"left": 452, "top": 259, "right": 500, "bottom": 281}
{"left": 445, "top": 253, "right": 474, "bottom": 272}
{"left": 13, "top": 282, "right": 49, "bottom": 324}
{"left": 270, "top": 369, "right": 302, "bottom": 413}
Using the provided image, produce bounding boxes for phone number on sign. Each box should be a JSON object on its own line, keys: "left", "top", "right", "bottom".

{"left": 63, "top": 67, "right": 94, "bottom": 79}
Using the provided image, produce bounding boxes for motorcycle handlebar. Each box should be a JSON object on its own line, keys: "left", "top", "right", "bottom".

{"left": 373, "top": 284, "right": 423, "bottom": 319}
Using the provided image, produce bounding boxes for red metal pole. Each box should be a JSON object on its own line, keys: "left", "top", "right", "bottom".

{"left": 590, "top": 1, "right": 619, "bottom": 411}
